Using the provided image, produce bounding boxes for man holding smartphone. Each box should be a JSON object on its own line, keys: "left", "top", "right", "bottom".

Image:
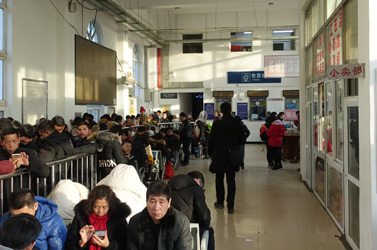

{"left": 0, "top": 126, "right": 50, "bottom": 178}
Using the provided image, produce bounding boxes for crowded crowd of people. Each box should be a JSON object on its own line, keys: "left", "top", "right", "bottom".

{"left": 0, "top": 103, "right": 255, "bottom": 250}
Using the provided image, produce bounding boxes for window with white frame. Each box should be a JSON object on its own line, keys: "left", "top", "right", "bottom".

{"left": 230, "top": 32, "right": 252, "bottom": 52}
{"left": 273, "top": 29, "right": 295, "bottom": 51}
{"left": 0, "top": 0, "right": 5, "bottom": 102}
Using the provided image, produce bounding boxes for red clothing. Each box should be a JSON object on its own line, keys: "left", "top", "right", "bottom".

{"left": 0, "top": 160, "right": 14, "bottom": 174}
{"left": 88, "top": 213, "right": 109, "bottom": 250}
{"left": 267, "top": 120, "right": 285, "bottom": 147}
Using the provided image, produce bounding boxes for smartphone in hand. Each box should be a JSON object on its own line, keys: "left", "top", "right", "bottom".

{"left": 94, "top": 230, "right": 106, "bottom": 240}
{"left": 11, "top": 153, "right": 21, "bottom": 162}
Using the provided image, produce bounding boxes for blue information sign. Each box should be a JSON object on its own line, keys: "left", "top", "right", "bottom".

{"left": 228, "top": 71, "right": 281, "bottom": 84}
{"left": 204, "top": 103, "right": 214, "bottom": 120}
{"left": 237, "top": 103, "right": 248, "bottom": 120}
{"left": 286, "top": 103, "right": 296, "bottom": 109}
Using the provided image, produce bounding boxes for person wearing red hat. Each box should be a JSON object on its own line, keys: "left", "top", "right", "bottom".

{"left": 139, "top": 107, "right": 148, "bottom": 125}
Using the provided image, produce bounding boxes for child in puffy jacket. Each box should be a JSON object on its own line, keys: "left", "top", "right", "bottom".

{"left": 266, "top": 118, "right": 285, "bottom": 170}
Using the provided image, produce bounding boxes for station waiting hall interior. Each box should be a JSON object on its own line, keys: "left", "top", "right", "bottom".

{"left": 0, "top": 0, "right": 376, "bottom": 249}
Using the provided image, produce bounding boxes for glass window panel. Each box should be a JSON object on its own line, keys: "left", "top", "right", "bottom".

{"left": 315, "top": 156, "right": 325, "bottom": 202}
{"left": 327, "top": 164, "right": 344, "bottom": 227}
{"left": 273, "top": 30, "right": 295, "bottom": 51}
{"left": 327, "top": 9, "right": 343, "bottom": 66}
{"left": 285, "top": 96, "right": 299, "bottom": 110}
{"left": 346, "top": 79, "right": 358, "bottom": 97}
{"left": 0, "top": 8, "right": 3, "bottom": 51}
{"left": 326, "top": 0, "right": 342, "bottom": 19}
{"left": 349, "top": 181, "right": 360, "bottom": 247}
{"left": 326, "top": 83, "right": 333, "bottom": 155}
{"left": 0, "top": 59, "right": 3, "bottom": 101}
{"left": 306, "top": 44, "right": 313, "bottom": 84}
{"left": 336, "top": 81, "right": 343, "bottom": 161}
{"left": 348, "top": 107, "right": 359, "bottom": 180}
{"left": 249, "top": 98, "right": 266, "bottom": 121}
{"left": 313, "top": 86, "right": 318, "bottom": 147}
{"left": 318, "top": 83, "right": 325, "bottom": 152}
{"left": 231, "top": 32, "right": 252, "bottom": 52}
{"left": 345, "top": 0, "right": 358, "bottom": 63}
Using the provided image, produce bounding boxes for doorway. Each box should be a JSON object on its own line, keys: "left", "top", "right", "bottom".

{"left": 191, "top": 93, "right": 203, "bottom": 119}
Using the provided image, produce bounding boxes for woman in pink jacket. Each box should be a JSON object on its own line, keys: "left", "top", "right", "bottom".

{"left": 266, "top": 117, "right": 285, "bottom": 170}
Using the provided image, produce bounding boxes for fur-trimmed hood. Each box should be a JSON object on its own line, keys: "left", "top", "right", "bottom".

{"left": 73, "top": 199, "right": 131, "bottom": 221}
{"left": 96, "top": 131, "right": 122, "bottom": 144}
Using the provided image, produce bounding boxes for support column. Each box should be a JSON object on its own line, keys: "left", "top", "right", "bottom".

{"left": 358, "top": 0, "right": 377, "bottom": 249}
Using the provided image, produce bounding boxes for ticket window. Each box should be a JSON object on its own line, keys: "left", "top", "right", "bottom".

{"left": 215, "top": 98, "right": 232, "bottom": 114}
{"left": 247, "top": 90, "right": 268, "bottom": 121}
{"left": 212, "top": 91, "right": 234, "bottom": 115}
{"left": 249, "top": 98, "right": 267, "bottom": 120}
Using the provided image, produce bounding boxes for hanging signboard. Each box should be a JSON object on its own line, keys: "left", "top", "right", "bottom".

{"left": 328, "top": 9, "right": 343, "bottom": 66}
{"left": 204, "top": 103, "right": 215, "bottom": 120}
{"left": 264, "top": 55, "right": 299, "bottom": 78}
{"left": 315, "top": 32, "right": 325, "bottom": 78}
{"left": 327, "top": 63, "right": 365, "bottom": 79}
{"left": 237, "top": 103, "right": 248, "bottom": 120}
{"left": 160, "top": 93, "right": 178, "bottom": 99}
{"left": 228, "top": 71, "right": 281, "bottom": 83}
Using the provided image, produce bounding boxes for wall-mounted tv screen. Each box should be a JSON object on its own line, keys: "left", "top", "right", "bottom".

{"left": 75, "top": 35, "right": 117, "bottom": 105}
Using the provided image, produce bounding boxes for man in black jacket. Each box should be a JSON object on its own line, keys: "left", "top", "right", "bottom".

{"left": 127, "top": 181, "right": 191, "bottom": 250}
{"left": 168, "top": 171, "right": 214, "bottom": 250}
{"left": 37, "top": 120, "right": 73, "bottom": 163}
{"left": 72, "top": 122, "right": 97, "bottom": 154}
{"left": 208, "top": 102, "right": 243, "bottom": 214}
{"left": 96, "top": 125, "right": 126, "bottom": 180}
{"left": 0, "top": 126, "right": 50, "bottom": 178}
{"left": 179, "top": 112, "right": 192, "bottom": 166}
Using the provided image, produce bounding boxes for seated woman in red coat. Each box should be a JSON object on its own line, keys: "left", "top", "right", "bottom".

{"left": 266, "top": 117, "right": 285, "bottom": 170}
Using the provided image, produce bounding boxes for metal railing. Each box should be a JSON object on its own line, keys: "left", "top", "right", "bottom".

{"left": 0, "top": 153, "right": 97, "bottom": 214}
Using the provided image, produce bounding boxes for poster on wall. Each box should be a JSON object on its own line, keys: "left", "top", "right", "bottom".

{"left": 204, "top": 103, "right": 214, "bottom": 120}
{"left": 264, "top": 55, "right": 299, "bottom": 78}
{"left": 284, "top": 109, "right": 299, "bottom": 121}
{"left": 315, "top": 32, "right": 325, "bottom": 78}
{"left": 237, "top": 103, "right": 248, "bottom": 120}
{"left": 328, "top": 8, "right": 343, "bottom": 66}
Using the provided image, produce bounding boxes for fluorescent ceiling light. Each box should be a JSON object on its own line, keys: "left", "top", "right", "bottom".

{"left": 244, "top": 32, "right": 252, "bottom": 34}
{"left": 273, "top": 30, "right": 294, "bottom": 33}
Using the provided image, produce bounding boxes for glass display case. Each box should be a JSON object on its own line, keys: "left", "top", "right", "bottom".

{"left": 327, "top": 163, "right": 343, "bottom": 227}
{"left": 315, "top": 156, "right": 325, "bottom": 203}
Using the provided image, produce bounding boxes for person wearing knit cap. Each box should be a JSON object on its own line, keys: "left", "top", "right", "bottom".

{"left": 139, "top": 107, "right": 148, "bottom": 125}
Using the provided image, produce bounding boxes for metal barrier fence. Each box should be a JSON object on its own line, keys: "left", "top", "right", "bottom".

{"left": 0, "top": 153, "right": 96, "bottom": 214}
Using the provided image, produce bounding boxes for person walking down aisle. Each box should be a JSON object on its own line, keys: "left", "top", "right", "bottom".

{"left": 179, "top": 112, "right": 192, "bottom": 166}
{"left": 208, "top": 102, "right": 243, "bottom": 214}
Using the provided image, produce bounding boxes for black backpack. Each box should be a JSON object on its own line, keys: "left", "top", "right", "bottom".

{"left": 260, "top": 124, "right": 268, "bottom": 141}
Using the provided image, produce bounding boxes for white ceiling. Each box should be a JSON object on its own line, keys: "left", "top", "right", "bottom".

{"left": 126, "top": 0, "right": 303, "bottom": 14}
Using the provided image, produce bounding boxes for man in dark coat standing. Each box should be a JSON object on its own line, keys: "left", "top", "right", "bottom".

{"left": 179, "top": 112, "right": 192, "bottom": 166}
{"left": 208, "top": 102, "right": 243, "bottom": 214}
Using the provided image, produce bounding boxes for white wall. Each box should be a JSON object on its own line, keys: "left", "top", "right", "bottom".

{"left": 154, "top": 10, "right": 299, "bottom": 141}
{"left": 6, "top": 0, "right": 156, "bottom": 124}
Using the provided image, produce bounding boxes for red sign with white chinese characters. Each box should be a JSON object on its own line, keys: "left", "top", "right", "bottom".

{"left": 315, "top": 33, "right": 325, "bottom": 78}
{"left": 327, "top": 63, "right": 365, "bottom": 79}
{"left": 284, "top": 109, "right": 299, "bottom": 121}
{"left": 328, "top": 9, "right": 342, "bottom": 66}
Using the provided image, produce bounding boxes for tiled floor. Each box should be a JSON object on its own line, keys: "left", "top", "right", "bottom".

{"left": 175, "top": 144, "right": 347, "bottom": 250}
